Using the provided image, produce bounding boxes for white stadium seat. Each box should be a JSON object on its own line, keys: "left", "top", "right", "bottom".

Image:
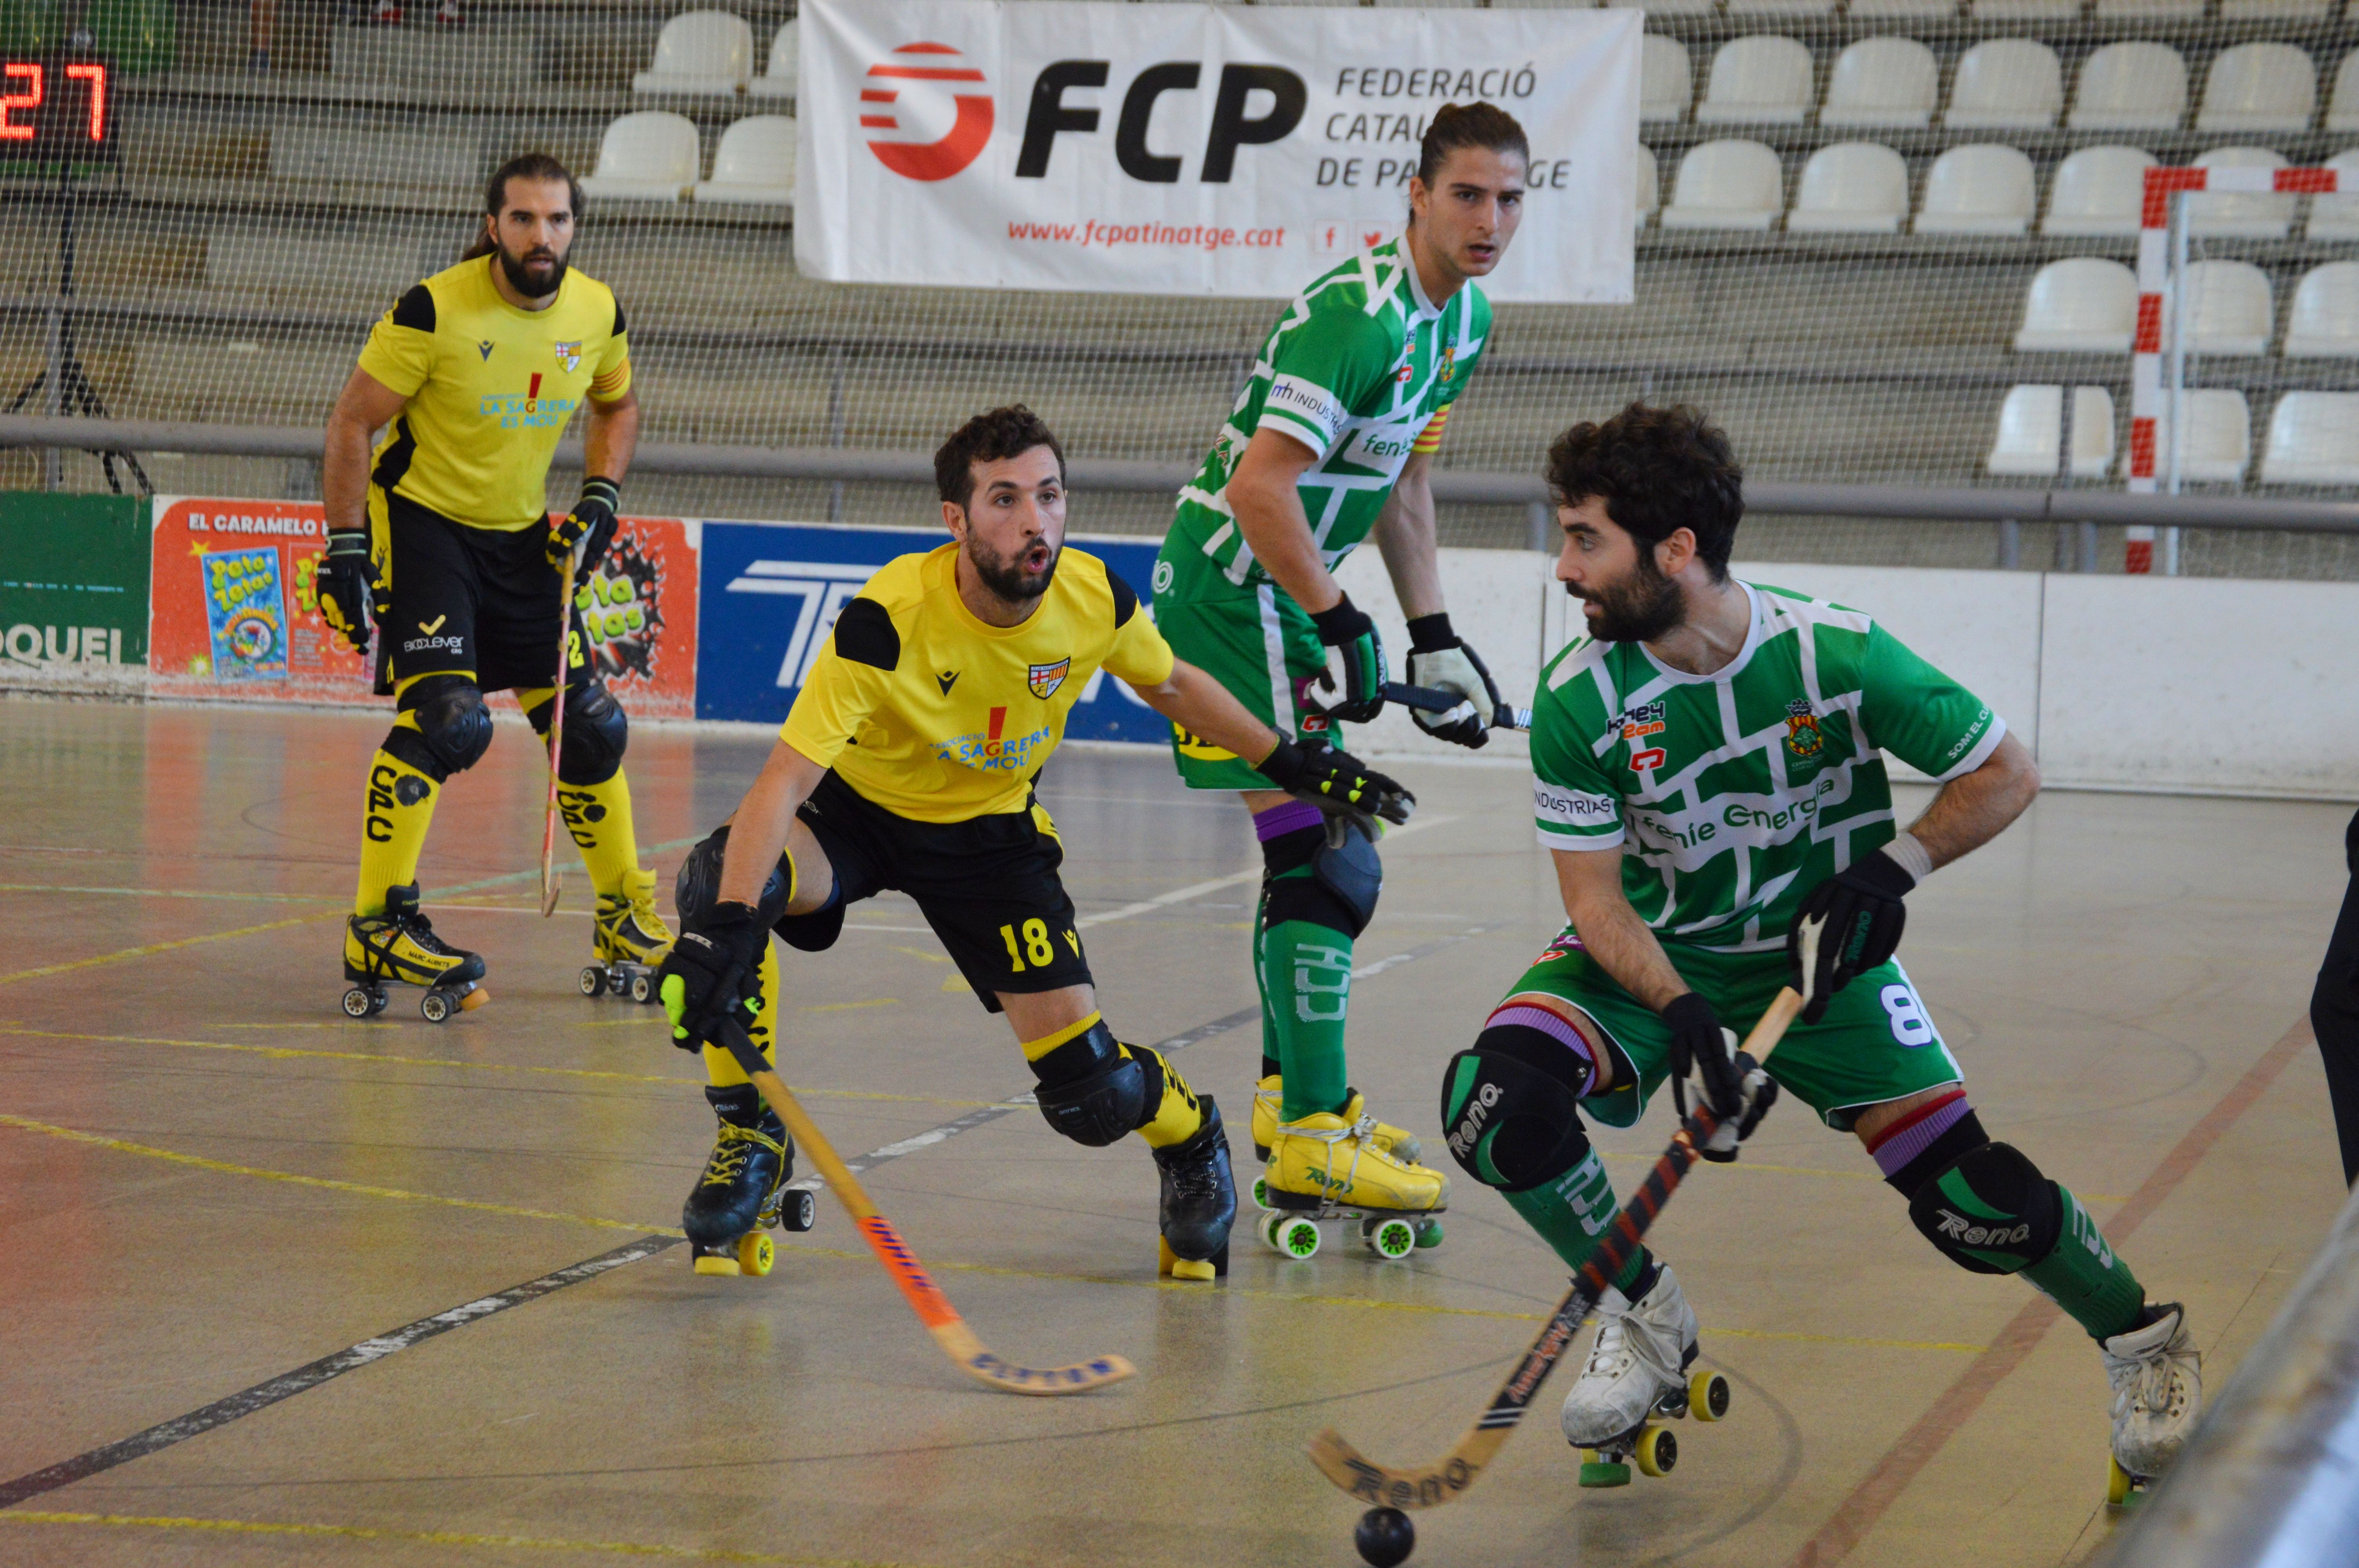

{"left": 2328, "top": 51, "right": 2359, "bottom": 131}
{"left": 1637, "top": 143, "right": 1660, "bottom": 228}
{"left": 1729, "top": 0, "right": 1837, "bottom": 17}
{"left": 1851, "top": 0, "right": 1956, "bottom": 16}
{"left": 695, "top": 115, "right": 795, "bottom": 205}
{"left": 2223, "top": 0, "right": 2329, "bottom": 16}
{"left": 579, "top": 111, "right": 700, "bottom": 202}
{"left": 1916, "top": 143, "right": 2037, "bottom": 234}
{"left": 2068, "top": 43, "right": 2188, "bottom": 132}
{"left": 1660, "top": 139, "right": 1786, "bottom": 229}
{"left": 2261, "top": 392, "right": 2359, "bottom": 484}
{"left": 2196, "top": 43, "right": 2316, "bottom": 133}
{"left": 2306, "top": 147, "right": 2359, "bottom": 239}
{"left": 1788, "top": 142, "right": 1910, "bottom": 232}
{"left": 2014, "top": 257, "right": 2138, "bottom": 352}
{"left": 631, "top": 10, "right": 753, "bottom": 96}
{"left": 1820, "top": 38, "right": 1940, "bottom": 129}
{"left": 1986, "top": 384, "right": 2115, "bottom": 477}
{"left": 2041, "top": 145, "right": 2156, "bottom": 236}
{"left": 2177, "top": 260, "right": 2275, "bottom": 355}
{"left": 1970, "top": 0, "right": 2079, "bottom": 20}
{"left": 1946, "top": 40, "right": 2065, "bottom": 131}
{"left": 2095, "top": 0, "right": 2201, "bottom": 18}
{"left": 747, "top": 20, "right": 798, "bottom": 100}
{"left": 1694, "top": 36, "right": 1816, "bottom": 125}
{"left": 2187, "top": 147, "right": 2294, "bottom": 240}
{"left": 2283, "top": 263, "right": 2359, "bottom": 358}
{"left": 2139, "top": 389, "right": 2251, "bottom": 483}
{"left": 1643, "top": 34, "right": 1693, "bottom": 123}
{"left": 1608, "top": 0, "right": 1717, "bottom": 16}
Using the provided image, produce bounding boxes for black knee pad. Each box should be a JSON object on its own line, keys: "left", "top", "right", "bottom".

{"left": 1439, "top": 1025, "right": 1595, "bottom": 1192}
{"left": 1906, "top": 1141, "right": 2063, "bottom": 1276}
{"left": 1262, "top": 818, "right": 1382, "bottom": 938}
{"left": 674, "top": 827, "right": 796, "bottom": 929}
{"left": 396, "top": 675, "right": 492, "bottom": 779}
{"left": 555, "top": 681, "right": 628, "bottom": 785}
{"left": 1030, "top": 1020, "right": 1150, "bottom": 1147}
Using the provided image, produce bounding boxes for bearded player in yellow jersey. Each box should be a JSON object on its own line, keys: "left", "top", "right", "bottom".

{"left": 654, "top": 407, "right": 1416, "bottom": 1281}
{"left": 314, "top": 152, "right": 672, "bottom": 1019}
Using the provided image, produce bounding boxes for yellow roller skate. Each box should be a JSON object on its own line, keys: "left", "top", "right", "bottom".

{"left": 581, "top": 866, "right": 674, "bottom": 1005}
{"left": 1256, "top": 1108, "right": 1449, "bottom": 1261}
{"left": 342, "top": 882, "right": 487, "bottom": 1022}
{"left": 1250, "top": 1074, "right": 1423, "bottom": 1164}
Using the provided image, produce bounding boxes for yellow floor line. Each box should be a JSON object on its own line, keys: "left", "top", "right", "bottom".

{"left": 0, "top": 1511, "right": 927, "bottom": 1566}
{"left": 0, "top": 916, "right": 327, "bottom": 987}
{"left": 0, "top": 883, "right": 344, "bottom": 905}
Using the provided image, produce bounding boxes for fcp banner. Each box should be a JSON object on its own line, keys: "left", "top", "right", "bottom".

{"left": 796, "top": 0, "right": 1637, "bottom": 303}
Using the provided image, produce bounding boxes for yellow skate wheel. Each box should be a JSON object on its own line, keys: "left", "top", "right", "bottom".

{"left": 737, "top": 1232, "right": 775, "bottom": 1277}
{"left": 1635, "top": 1424, "right": 1679, "bottom": 1477}
{"left": 1362, "top": 1216, "right": 1418, "bottom": 1260}
{"left": 1690, "top": 1370, "right": 1731, "bottom": 1422}
{"left": 2106, "top": 1455, "right": 2136, "bottom": 1508}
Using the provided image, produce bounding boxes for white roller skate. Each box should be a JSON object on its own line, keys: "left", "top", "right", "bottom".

{"left": 1563, "top": 1263, "right": 1729, "bottom": 1487}
{"left": 2101, "top": 1303, "right": 2201, "bottom": 1506}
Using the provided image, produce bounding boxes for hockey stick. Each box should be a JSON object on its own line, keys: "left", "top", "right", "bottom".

{"left": 538, "top": 543, "right": 580, "bottom": 918}
{"left": 712, "top": 1018, "right": 1135, "bottom": 1396}
{"left": 1381, "top": 681, "right": 1533, "bottom": 733}
{"left": 1308, "top": 984, "right": 1804, "bottom": 1512}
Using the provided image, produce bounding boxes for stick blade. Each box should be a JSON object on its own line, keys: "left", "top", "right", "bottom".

{"left": 953, "top": 1348, "right": 1136, "bottom": 1397}
{"left": 1308, "top": 1425, "right": 1493, "bottom": 1512}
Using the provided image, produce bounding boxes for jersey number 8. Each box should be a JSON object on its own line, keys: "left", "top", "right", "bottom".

{"left": 1881, "top": 984, "right": 1935, "bottom": 1047}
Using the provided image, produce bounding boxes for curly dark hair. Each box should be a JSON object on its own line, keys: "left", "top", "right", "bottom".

{"left": 934, "top": 405, "right": 1066, "bottom": 509}
{"left": 1417, "top": 102, "right": 1528, "bottom": 186}
{"left": 1544, "top": 403, "right": 1745, "bottom": 580}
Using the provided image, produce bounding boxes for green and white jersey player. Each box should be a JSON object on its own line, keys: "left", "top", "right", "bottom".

{"left": 1436, "top": 403, "right": 2201, "bottom": 1491}
{"left": 1152, "top": 103, "right": 1530, "bottom": 1231}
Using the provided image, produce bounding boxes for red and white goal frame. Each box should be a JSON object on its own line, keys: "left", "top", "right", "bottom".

{"left": 2125, "top": 162, "right": 2341, "bottom": 572}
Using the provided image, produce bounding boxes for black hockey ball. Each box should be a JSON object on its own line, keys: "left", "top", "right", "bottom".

{"left": 1354, "top": 1506, "right": 1415, "bottom": 1568}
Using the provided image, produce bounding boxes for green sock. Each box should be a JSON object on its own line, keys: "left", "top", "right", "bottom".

{"left": 1501, "top": 1148, "right": 1653, "bottom": 1296}
{"left": 2022, "top": 1185, "right": 2147, "bottom": 1339}
{"left": 1258, "top": 907, "right": 1352, "bottom": 1123}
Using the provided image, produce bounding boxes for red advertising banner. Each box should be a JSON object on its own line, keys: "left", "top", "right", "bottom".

{"left": 148, "top": 498, "right": 700, "bottom": 718}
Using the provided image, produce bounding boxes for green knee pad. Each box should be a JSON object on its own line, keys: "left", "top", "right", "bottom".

{"left": 1909, "top": 1142, "right": 2144, "bottom": 1339}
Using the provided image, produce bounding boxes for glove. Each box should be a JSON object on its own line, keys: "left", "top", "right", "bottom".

{"left": 1308, "top": 594, "right": 1387, "bottom": 724}
{"left": 1789, "top": 846, "right": 1915, "bottom": 1024}
{"left": 1405, "top": 613, "right": 1502, "bottom": 751}
{"left": 657, "top": 900, "right": 765, "bottom": 1054}
{"left": 1698, "top": 1051, "right": 1779, "bottom": 1163}
{"left": 547, "top": 476, "right": 621, "bottom": 574}
{"left": 1662, "top": 991, "right": 1745, "bottom": 1124}
{"left": 316, "top": 530, "right": 373, "bottom": 656}
{"left": 1254, "top": 737, "right": 1415, "bottom": 829}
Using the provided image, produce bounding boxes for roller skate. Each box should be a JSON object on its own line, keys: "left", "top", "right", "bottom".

{"left": 1254, "top": 1106, "right": 1448, "bottom": 1261}
{"left": 1155, "top": 1096, "right": 1236, "bottom": 1283}
{"left": 2101, "top": 1302, "right": 2201, "bottom": 1508}
{"left": 1249, "top": 1074, "right": 1421, "bottom": 1164}
{"left": 580, "top": 866, "right": 674, "bottom": 1004}
{"left": 682, "top": 1084, "right": 816, "bottom": 1277}
{"left": 1562, "top": 1264, "right": 1729, "bottom": 1487}
{"left": 341, "top": 883, "right": 487, "bottom": 1022}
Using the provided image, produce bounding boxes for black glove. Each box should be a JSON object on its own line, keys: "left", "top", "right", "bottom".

{"left": 1255, "top": 737, "right": 1414, "bottom": 828}
{"left": 1789, "top": 849, "right": 1914, "bottom": 1024}
{"left": 316, "top": 530, "right": 373, "bottom": 656}
{"left": 1698, "top": 1050, "right": 1779, "bottom": 1163}
{"left": 1308, "top": 594, "right": 1387, "bottom": 724}
{"left": 1404, "top": 613, "right": 1502, "bottom": 751}
{"left": 657, "top": 900, "right": 765, "bottom": 1053}
{"left": 547, "top": 476, "right": 621, "bottom": 574}
{"left": 1662, "top": 991, "right": 1744, "bottom": 1123}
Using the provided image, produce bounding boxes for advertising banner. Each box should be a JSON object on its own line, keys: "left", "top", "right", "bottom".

{"left": 696, "top": 521, "right": 1169, "bottom": 744}
{"left": 149, "top": 498, "right": 701, "bottom": 717}
{"left": 0, "top": 492, "right": 147, "bottom": 677}
{"left": 796, "top": 0, "right": 1637, "bottom": 302}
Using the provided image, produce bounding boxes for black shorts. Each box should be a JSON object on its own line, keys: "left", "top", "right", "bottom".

{"left": 791, "top": 772, "right": 1092, "bottom": 1013}
{"left": 374, "top": 491, "right": 584, "bottom": 697}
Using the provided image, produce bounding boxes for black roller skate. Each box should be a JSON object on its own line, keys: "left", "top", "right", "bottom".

{"left": 341, "top": 883, "right": 487, "bottom": 1022}
{"left": 1154, "top": 1095, "right": 1236, "bottom": 1282}
{"left": 683, "top": 1084, "right": 816, "bottom": 1277}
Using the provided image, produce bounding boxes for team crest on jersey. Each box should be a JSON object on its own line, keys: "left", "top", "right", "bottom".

{"left": 554, "top": 341, "right": 583, "bottom": 374}
{"left": 1439, "top": 347, "right": 1457, "bottom": 384}
{"left": 1027, "top": 657, "right": 1071, "bottom": 700}
{"left": 1784, "top": 699, "right": 1825, "bottom": 761}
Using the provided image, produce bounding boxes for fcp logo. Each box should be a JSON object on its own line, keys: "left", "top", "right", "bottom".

{"left": 861, "top": 41, "right": 992, "bottom": 181}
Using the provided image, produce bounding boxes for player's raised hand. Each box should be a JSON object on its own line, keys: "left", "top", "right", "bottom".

{"left": 316, "top": 530, "right": 374, "bottom": 656}
{"left": 1255, "top": 737, "right": 1414, "bottom": 829}
{"left": 548, "top": 476, "right": 621, "bottom": 573}
{"left": 1405, "top": 613, "right": 1503, "bottom": 750}
{"left": 1309, "top": 594, "right": 1387, "bottom": 723}
{"left": 657, "top": 900, "right": 764, "bottom": 1053}
{"left": 1789, "top": 849, "right": 1914, "bottom": 1023}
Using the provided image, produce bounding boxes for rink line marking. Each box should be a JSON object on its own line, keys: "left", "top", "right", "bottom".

{"left": 0, "top": 883, "right": 345, "bottom": 905}
{"left": 0, "top": 1512, "right": 927, "bottom": 1567}
{"left": 1786, "top": 1014, "right": 2318, "bottom": 1568}
{"left": 0, "top": 916, "right": 323, "bottom": 987}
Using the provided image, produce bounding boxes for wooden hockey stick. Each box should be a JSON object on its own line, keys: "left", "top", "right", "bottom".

{"left": 713, "top": 1018, "right": 1134, "bottom": 1396}
{"left": 538, "top": 544, "right": 580, "bottom": 918}
{"left": 1309, "top": 985, "right": 1805, "bottom": 1512}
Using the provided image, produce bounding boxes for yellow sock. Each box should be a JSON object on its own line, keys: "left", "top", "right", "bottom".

{"left": 562, "top": 767, "right": 642, "bottom": 899}
{"left": 353, "top": 740, "right": 440, "bottom": 918}
{"left": 1133, "top": 1045, "right": 1206, "bottom": 1149}
{"left": 702, "top": 946, "right": 779, "bottom": 1088}
{"left": 1020, "top": 1011, "right": 1104, "bottom": 1063}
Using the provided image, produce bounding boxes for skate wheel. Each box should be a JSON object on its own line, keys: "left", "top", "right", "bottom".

{"left": 579, "top": 966, "right": 607, "bottom": 998}
{"left": 780, "top": 1189, "right": 816, "bottom": 1232}
{"left": 1635, "top": 1424, "right": 1678, "bottom": 1477}
{"left": 1361, "top": 1216, "right": 1418, "bottom": 1260}
{"left": 630, "top": 972, "right": 654, "bottom": 1004}
{"left": 1689, "top": 1369, "right": 1731, "bottom": 1423}
{"left": 1578, "top": 1452, "right": 1632, "bottom": 1489}
{"left": 737, "top": 1232, "right": 775, "bottom": 1278}
{"left": 341, "top": 987, "right": 375, "bottom": 1019}
{"left": 2106, "top": 1455, "right": 2140, "bottom": 1509}
{"left": 420, "top": 991, "right": 453, "bottom": 1023}
{"left": 1412, "top": 1217, "right": 1444, "bottom": 1250}
{"left": 1251, "top": 1174, "right": 1270, "bottom": 1210}
{"left": 1260, "top": 1211, "right": 1321, "bottom": 1259}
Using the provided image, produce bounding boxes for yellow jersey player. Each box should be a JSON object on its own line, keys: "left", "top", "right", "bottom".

{"left": 655, "top": 406, "right": 1415, "bottom": 1281}
{"left": 316, "top": 152, "right": 672, "bottom": 1020}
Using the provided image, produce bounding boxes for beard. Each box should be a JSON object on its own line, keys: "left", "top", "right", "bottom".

{"left": 496, "top": 241, "right": 567, "bottom": 299}
{"left": 1569, "top": 554, "right": 1685, "bottom": 644}
{"left": 968, "top": 534, "right": 1060, "bottom": 605}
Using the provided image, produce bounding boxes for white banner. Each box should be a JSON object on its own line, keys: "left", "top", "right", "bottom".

{"left": 796, "top": 0, "right": 1638, "bottom": 303}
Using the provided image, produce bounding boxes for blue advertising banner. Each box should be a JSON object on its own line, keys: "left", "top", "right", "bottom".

{"left": 694, "top": 521, "right": 1170, "bottom": 744}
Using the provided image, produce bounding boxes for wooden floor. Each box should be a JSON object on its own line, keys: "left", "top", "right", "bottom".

{"left": 0, "top": 697, "right": 2347, "bottom": 1568}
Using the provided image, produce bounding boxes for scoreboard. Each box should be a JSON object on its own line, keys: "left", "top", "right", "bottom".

{"left": 0, "top": 56, "right": 116, "bottom": 159}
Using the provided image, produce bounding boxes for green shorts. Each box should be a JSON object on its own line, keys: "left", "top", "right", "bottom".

{"left": 1151, "top": 577, "right": 1340, "bottom": 790}
{"left": 1501, "top": 931, "right": 1962, "bottom": 1132}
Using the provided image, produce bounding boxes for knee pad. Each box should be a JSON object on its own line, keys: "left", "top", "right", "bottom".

{"left": 675, "top": 826, "right": 810, "bottom": 938}
{"left": 1030, "top": 1020, "right": 1150, "bottom": 1147}
{"left": 1262, "top": 818, "right": 1382, "bottom": 938}
{"left": 396, "top": 675, "right": 493, "bottom": 779}
{"left": 1440, "top": 1024, "right": 1595, "bottom": 1192}
{"left": 1906, "top": 1141, "right": 2063, "bottom": 1276}
{"left": 556, "top": 681, "right": 628, "bottom": 786}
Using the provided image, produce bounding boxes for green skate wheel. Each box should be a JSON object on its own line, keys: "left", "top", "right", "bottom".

{"left": 420, "top": 990, "right": 453, "bottom": 1024}
{"left": 579, "top": 966, "right": 607, "bottom": 997}
{"left": 1635, "top": 1425, "right": 1677, "bottom": 1477}
{"left": 1251, "top": 1174, "right": 1270, "bottom": 1210}
{"left": 1260, "top": 1211, "right": 1321, "bottom": 1259}
{"left": 1412, "top": 1217, "right": 1444, "bottom": 1249}
{"left": 1362, "top": 1216, "right": 1417, "bottom": 1260}
{"left": 737, "top": 1232, "right": 775, "bottom": 1277}
{"left": 341, "top": 987, "right": 374, "bottom": 1018}
{"left": 1690, "top": 1370, "right": 1731, "bottom": 1422}
{"left": 1578, "top": 1452, "right": 1632, "bottom": 1488}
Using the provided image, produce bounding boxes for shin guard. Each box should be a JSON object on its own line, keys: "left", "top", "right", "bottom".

{"left": 701, "top": 946, "right": 780, "bottom": 1089}
{"left": 560, "top": 767, "right": 642, "bottom": 898}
